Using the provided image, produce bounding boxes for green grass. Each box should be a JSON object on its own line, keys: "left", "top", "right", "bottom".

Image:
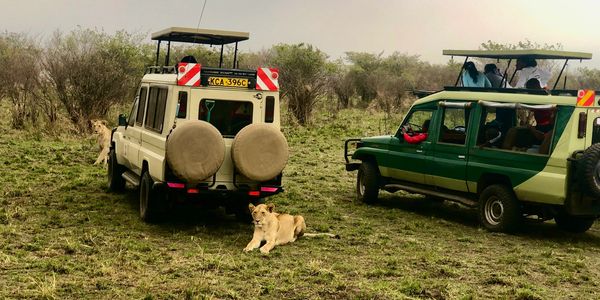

{"left": 1, "top": 109, "right": 600, "bottom": 299}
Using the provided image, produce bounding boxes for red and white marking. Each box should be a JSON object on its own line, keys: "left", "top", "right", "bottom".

{"left": 177, "top": 63, "right": 201, "bottom": 86}
{"left": 256, "top": 68, "right": 279, "bottom": 91}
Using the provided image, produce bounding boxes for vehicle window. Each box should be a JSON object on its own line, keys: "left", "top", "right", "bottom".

{"left": 398, "top": 110, "right": 433, "bottom": 136}
{"left": 128, "top": 98, "right": 138, "bottom": 126}
{"left": 439, "top": 108, "right": 469, "bottom": 145}
{"left": 145, "top": 87, "right": 168, "bottom": 132}
{"left": 135, "top": 87, "right": 148, "bottom": 126}
{"left": 177, "top": 91, "right": 188, "bottom": 118}
{"left": 199, "top": 99, "right": 253, "bottom": 137}
{"left": 478, "top": 106, "right": 555, "bottom": 155}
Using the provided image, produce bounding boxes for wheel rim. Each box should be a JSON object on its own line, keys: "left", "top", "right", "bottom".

{"left": 358, "top": 172, "right": 366, "bottom": 196}
{"left": 484, "top": 196, "right": 504, "bottom": 226}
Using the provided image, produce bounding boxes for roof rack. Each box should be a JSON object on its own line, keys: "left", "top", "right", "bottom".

{"left": 444, "top": 86, "right": 549, "bottom": 96}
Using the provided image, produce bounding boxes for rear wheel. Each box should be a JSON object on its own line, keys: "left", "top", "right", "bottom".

{"left": 555, "top": 211, "right": 596, "bottom": 233}
{"left": 139, "top": 171, "right": 165, "bottom": 223}
{"left": 107, "top": 147, "right": 125, "bottom": 192}
{"left": 479, "top": 184, "right": 521, "bottom": 232}
{"left": 356, "top": 161, "right": 380, "bottom": 204}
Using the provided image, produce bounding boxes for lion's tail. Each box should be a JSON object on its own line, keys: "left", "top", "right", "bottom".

{"left": 302, "top": 233, "right": 340, "bottom": 239}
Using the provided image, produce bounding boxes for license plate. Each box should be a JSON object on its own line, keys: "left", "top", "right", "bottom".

{"left": 207, "top": 77, "right": 248, "bottom": 88}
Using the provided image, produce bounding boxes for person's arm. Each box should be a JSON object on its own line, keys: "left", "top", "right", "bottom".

{"left": 483, "top": 75, "right": 492, "bottom": 88}
{"left": 403, "top": 133, "right": 428, "bottom": 144}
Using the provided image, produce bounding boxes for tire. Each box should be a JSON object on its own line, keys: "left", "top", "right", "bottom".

{"left": 578, "top": 143, "right": 600, "bottom": 197}
{"left": 555, "top": 211, "right": 596, "bottom": 233}
{"left": 478, "top": 184, "right": 521, "bottom": 232}
{"left": 139, "top": 171, "right": 164, "bottom": 223}
{"left": 107, "top": 147, "right": 126, "bottom": 192}
{"left": 231, "top": 123, "right": 289, "bottom": 182}
{"left": 356, "top": 161, "right": 380, "bottom": 204}
{"left": 166, "top": 121, "right": 225, "bottom": 183}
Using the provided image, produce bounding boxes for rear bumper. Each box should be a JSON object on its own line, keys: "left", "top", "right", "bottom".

{"left": 153, "top": 181, "right": 283, "bottom": 199}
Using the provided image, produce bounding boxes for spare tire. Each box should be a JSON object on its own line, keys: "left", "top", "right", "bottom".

{"left": 578, "top": 143, "right": 600, "bottom": 197}
{"left": 166, "top": 121, "right": 225, "bottom": 183}
{"left": 231, "top": 124, "right": 288, "bottom": 181}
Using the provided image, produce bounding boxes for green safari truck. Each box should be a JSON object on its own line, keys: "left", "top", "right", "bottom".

{"left": 345, "top": 49, "right": 600, "bottom": 233}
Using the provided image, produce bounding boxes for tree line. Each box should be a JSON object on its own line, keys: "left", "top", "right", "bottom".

{"left": 1, "top": 29, "right": 599, "bottom": 132}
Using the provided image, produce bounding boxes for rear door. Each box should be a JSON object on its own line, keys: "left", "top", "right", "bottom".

{"left": 428, "top": 101, "right": 472, "bottom": 192}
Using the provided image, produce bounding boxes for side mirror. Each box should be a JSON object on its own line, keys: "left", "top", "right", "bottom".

{"left": 118, "top": 114, "right": 128, "bottom": 127}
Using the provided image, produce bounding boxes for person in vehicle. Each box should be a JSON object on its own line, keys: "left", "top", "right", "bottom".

{"left": 462, "top": 62, "right": 492, "bottom": 88}
{"left": 484, "top": 64, "right": 511, "bottom": 88}
{"left": 402, "top": 119, "right": 430, "bottom": 144}
{"left": 515, "top": 57, "right": 551, "bottom": 88}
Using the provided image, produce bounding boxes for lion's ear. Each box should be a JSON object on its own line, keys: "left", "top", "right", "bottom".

{"left": 101, "top": 120, "right": 108, "bottom": 126}
{"left": 267, "top": 203, "right": 275, "bottom": 213}
{"left": 248, "top": 203, "right": 255, "bottom": 212}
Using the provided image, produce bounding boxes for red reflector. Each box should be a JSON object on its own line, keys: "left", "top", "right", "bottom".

{"left": 167, "top": 182, "right": 185, "bottom": 189}
{"left": 187, "top": 188, "right": 200, "bottom": 194}
{"left": 248, "top": 191, "right": 261, "bottom": 197}
{"left": 260, "top": 187, "right": 278, "bottom": 193}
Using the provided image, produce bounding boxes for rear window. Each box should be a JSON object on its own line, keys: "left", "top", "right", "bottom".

{"left": 198, "top": 99, "right": 253, "bottom": 137}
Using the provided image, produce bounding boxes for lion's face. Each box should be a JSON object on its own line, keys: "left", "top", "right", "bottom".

{"left": 249, "top": 203, "right": 274, "bottom": 227}
{"left": 91, "top": 120, "right": 107, "bottom": 134}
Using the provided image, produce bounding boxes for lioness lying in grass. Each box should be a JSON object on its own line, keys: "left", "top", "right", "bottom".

{"left": 243, "top": 203, "right": 337, "bottom": 254}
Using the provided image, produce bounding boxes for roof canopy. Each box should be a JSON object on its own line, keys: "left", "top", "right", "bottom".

{"left": 151, "top": 27, "right": 249, "bottom": 45}
{"left": 443, "top": 49, "right": 592, "bottom": 60}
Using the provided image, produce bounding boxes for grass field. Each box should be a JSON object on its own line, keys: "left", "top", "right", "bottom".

{"left": 1, "top": 108, "right": 600, "bottom": 299}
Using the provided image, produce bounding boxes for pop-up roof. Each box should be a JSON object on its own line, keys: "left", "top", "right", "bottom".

{"left": 151, "top": 27, "right": 249, "bottom": 45}
{"left": 443, "top": 49, "right": 592, "bottom": 60}
{"left": 444, "top": 49, "right": 593, "bottom": 89}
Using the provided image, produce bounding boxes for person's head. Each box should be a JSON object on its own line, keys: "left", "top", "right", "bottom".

{"left": 422, "top": 119, "right": 430, "bottom": 132}
{"left": 516, "top": 56, "right": 537, "bottom": 70}
{"left": 525, "top": 78, "right": 542, "bottom": 89}
{"left": 484, "top": 64, "right": 499, "bottom": 74}
{"left": 464, "top": 61, "right": 479, "bottom": 82}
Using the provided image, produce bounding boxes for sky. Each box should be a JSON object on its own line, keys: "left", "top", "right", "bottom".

{"left": 2, "top": 0, "right": 600, "bottom": 68}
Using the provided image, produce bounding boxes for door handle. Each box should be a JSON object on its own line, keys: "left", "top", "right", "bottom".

{"left": 416, "top": 149, "right": 423, "bottom": 153}
{"left": 458, "top": 155, "right": 466, "bottom": 159}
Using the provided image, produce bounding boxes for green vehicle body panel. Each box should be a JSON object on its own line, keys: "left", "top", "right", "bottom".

{"left": 351, "top": 89, "right": 591, "bottom": 206}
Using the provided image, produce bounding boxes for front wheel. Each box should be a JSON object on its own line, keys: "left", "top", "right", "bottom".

{"left": 478, "top": 184, "right": 521, "bottom": 232}
{"left": 107, "top": 147, "right": 126, "bottom": 192}
{"left": 139, "top": 171, "right": 164, "bottom": 223}
{"left": 555, "top": 211, "right": 596, "bottom": 233}
{"left": 356, "top": 161, "right": 380, "bottom": 204}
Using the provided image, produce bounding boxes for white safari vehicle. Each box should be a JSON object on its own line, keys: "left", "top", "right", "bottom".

{"left": 109, "top": 27, "right": 288, "bottom": 222}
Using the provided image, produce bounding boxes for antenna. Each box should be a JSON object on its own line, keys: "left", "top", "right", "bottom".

{"left": 196, "top": 0, "right": 208, "bottom": 29}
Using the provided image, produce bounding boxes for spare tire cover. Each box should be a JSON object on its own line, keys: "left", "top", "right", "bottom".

{"left": 231, "top": 124, "right": 289, "bottom": 181}
{"left": 166, "top": 121, "right": 225, "bottom": 183}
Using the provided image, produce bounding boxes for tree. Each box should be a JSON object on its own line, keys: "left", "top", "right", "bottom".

{"left": 269, "top": 43, "right": 329, "bottom": 125}
{"left": 44, "top": 29, "right": 150, "bottom": 132}
{"left": 329, "top": 61, "right": 355, "bottom": 109}
{"left": 0, "top": 33, "right": 42, "bottom": 129}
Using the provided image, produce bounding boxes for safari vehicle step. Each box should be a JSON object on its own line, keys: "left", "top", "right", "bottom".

{"left": 121, "top": 170, "right": 140, "bottom": 188}
{"left": 383, "top": 183, "right": 478, "bottom": 208}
